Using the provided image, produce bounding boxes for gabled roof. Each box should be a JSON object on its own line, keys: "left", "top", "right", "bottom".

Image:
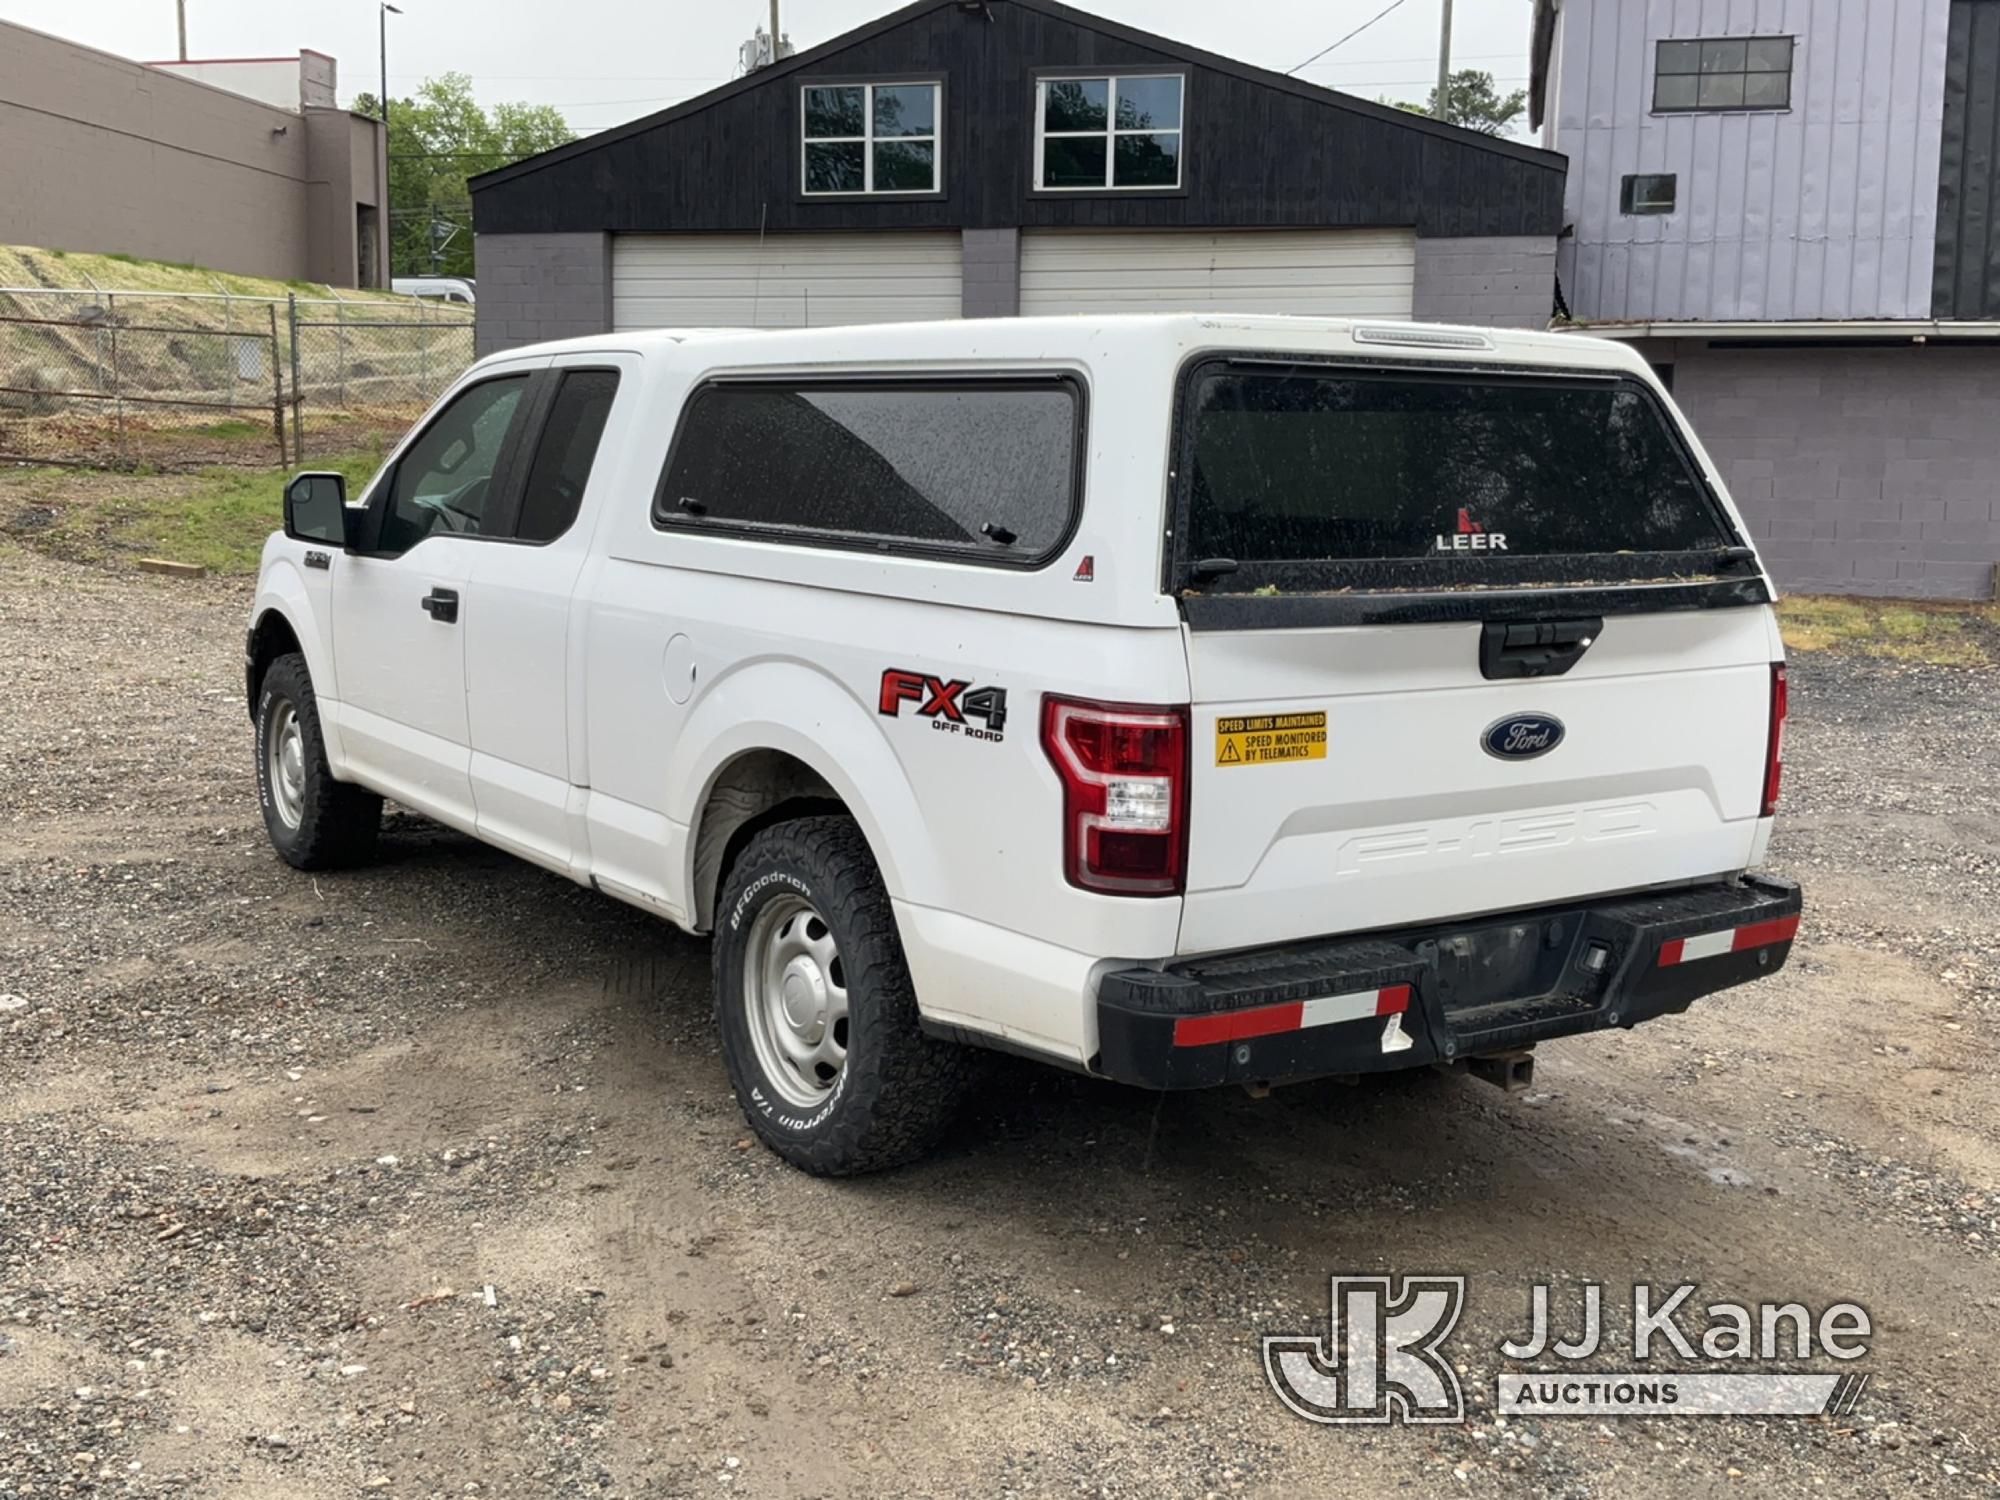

{"left": 471, "top": 0, "right": 1562, "bottom": 195}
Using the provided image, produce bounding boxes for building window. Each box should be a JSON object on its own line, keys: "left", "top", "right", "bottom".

{"left": 801, "top": 81, "right": 940, "bottom": 195}
{"left": 1653, "top": 36, "right": 1793, "bottom": 112}
{"left": 1035, "top": 74, "right": 1184, "bottom": 190}
{"left": 1620, "top": 173, "right": 1677, "bottom": 214}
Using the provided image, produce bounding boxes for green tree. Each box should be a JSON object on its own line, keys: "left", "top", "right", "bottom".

{"left": 353, "top": 74, "right": 574, "bottom": 280}
{"left": 1385, "top": 68, "right": 1528, "bottom": 136}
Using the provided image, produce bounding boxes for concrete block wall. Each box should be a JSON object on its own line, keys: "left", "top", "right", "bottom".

{"left": 1412, "top": 235, "right": 1558, "bottom": 327}
{"left": 961, "top": 228, "right": 1020, "bottom": 318}
{"left": 1667, "top": 342, "right": 2000, "bottom": 600}
{"left": 474, "top": 233, "right": 613, "bottom": 356}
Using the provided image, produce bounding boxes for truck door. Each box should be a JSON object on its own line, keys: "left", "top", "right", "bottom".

{"left": 330, "top": 371, "right": 538, "bottom": 829}
{"left": 464, "top": 358, "right": 632, "bottom": 874}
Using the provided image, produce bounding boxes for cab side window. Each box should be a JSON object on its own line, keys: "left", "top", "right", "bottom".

{"left": 516, "top": 370, "right": 621, "bottom": 543}
{"left": 378, "top": 376, "right": 529, "bottom": 553}
{"left": 653, "top": 377, "right": 1082, "bottom": 566}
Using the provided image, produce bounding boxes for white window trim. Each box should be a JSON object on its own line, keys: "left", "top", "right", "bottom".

{"left": 1034, "top": 74, "right": 1184, "bottom": 192}
{"left": 1651, "top": 35, "right": 1793, "bottom": 113}
{"left": 800, "top": 81, "right": 941, "bottom": 196}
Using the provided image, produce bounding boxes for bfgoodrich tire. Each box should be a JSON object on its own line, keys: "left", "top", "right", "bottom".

{"left": 713, "top": 816, "right": 975, "bottom": 1175}
{"left": 254, "top": 652, "right": 382, "bottom": 870}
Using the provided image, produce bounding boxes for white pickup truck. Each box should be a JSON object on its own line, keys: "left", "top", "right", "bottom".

{"left": 248, "top": 314, "right": 1800, "bottom": 1175}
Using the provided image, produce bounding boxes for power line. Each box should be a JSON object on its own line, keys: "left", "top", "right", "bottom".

{"left": 1316, "top": 74, "right": 1527, "bottom": 88}
{"left": 387, "top": 72, "right": 729, "bottom": 82}
{"left": 1288, "top": 0, "right": 1416, "bottom": 76}
{"left": 1300, "top": 50, "right": 1519, "bottom": 68}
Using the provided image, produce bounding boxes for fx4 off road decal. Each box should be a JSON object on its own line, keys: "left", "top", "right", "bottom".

{"left": 878, "top": 669, "right": 1008, "bottom": 743}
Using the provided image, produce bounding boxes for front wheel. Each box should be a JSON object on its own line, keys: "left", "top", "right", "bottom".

{"left": 713, "top": 816, "right": 975, "bottom": 1175}
{"left": 255, "top": 653, "right": 382, "bottom": 869}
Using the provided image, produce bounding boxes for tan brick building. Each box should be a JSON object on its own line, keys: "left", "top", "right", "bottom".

{"left": 0, "top": 20, "right": 388, "bottom": 289}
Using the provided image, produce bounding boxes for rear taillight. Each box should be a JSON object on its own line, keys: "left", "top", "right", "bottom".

{"left": 1762, "top": 662, "right": 1787, "bottom": 817}
{"left": 1041, "top": 695, "right": 1189, "bottom": 896}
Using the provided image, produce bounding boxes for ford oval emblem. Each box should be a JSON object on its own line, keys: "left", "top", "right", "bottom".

{"left": 1482, "top": 713, "right": 1565, "bottom": 761}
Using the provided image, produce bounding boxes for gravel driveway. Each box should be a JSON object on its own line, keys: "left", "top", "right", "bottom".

{"left": 2, "top": 539, "right": 1996, "bottom": 1498}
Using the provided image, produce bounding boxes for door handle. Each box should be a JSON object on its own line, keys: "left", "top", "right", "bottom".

{"left": 420, "top": 587, "right": 460, "bottom": 624}
{"left": 1479, "top": 617, "right": 1600, "bottom": 679}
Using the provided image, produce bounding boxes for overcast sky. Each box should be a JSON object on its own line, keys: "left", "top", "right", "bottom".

{"left": 1, "top": 0, "right": 1537, "bottom": 136}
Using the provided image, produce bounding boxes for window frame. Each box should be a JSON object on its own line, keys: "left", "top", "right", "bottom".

{"left": 798, "top": 75, "right": 946, "bottom": 199}
{"left": 649, "top": 370, "right": 1089, "bottom": 572}
{"left": 1159, "top": 351, "right": 1754, "bottom": 609}
{"left": 358, "top": 370, "right": 540, "bottom": 557}
{"left": 1619, "top": 172, "right": 1678, "bottom": 215}
{"left": 1651, "top": 35, "right": 1794, "bottom": 114}
{"left": 509, "top": 365, "right": 624, "bottom": 547}
{"left": 1030, "top": 67, "right": 1189, "bottom": 196}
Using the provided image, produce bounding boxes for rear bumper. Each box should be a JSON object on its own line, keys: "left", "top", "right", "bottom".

{"left": 1095, "top": 875, "right": 1800, "bottom": 1090}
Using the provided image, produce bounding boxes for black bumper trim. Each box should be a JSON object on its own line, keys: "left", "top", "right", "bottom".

{"left": 1095, "top": 876, "right": 1800, "bottom": 1090}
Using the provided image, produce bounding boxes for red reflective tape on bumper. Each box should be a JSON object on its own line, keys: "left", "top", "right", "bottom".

{"left": 1658, "top": 914, "right": 1799, "bottom": 967}
{"left": 1170, "top": 983, "right": 1410, "bottom": 1048}
{"left": 1172, "top": 1001, "right": 1303, "bottom": 1048}
{"left": 1732, "top": 914, "right": 1800, "bottom": 951}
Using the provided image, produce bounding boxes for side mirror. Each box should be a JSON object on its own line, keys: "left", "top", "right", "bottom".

{"left": 284, "top": 471, "right": 349, "bottom": 547}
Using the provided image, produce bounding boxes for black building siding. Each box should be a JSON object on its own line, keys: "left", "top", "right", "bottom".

{"left": 473, "top": 1, "right": 1562, "bottom": 240}
{"left": 1934, "top": 0, "right": 2000, "bottom": 318}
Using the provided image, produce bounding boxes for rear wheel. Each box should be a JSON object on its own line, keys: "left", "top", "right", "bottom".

{"left": 713, "top": 816, "right": 974, "bottom": 1175}
{"left": 255, "top": 653, "right": 382, "bottom": 869}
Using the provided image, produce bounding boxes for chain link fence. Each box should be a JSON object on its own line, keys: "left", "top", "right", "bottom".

{"left": 0, "top": 286, "right": 474, "bottom": 471}
{"left": 288, "top": 296, "right": 474, "bottom": 465}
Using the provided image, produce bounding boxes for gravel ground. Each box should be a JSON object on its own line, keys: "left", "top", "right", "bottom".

{"left": 2, "top": 533, "right": 1997, "bottom": 1498}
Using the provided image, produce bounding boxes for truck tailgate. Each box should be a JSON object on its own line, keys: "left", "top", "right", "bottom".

{"left": 1179, "top": 605, "right": 1774, "bottom": 955}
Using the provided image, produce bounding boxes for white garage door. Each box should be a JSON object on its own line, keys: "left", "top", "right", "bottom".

{"left": 1019, "top": 228, "right": 1415, "bottom": 318}
{"left": 611, "top": 232, "right": 962, "bottom": 330}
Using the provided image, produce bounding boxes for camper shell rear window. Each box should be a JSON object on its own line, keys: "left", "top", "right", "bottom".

{"left": 1168, "top": 357, "right": 1754, "bottom": 609}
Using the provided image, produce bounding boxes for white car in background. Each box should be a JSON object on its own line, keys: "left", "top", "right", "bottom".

{"left": 392, "top": 276, "right": 475, "bottom": 305}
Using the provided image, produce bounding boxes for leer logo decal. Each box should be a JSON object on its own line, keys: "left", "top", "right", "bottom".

{"left": 879, "top": 669, "right": 1008, "bottom": 743}
{"left": 1435, "top": 507, "right": 1509, "bottom": 553}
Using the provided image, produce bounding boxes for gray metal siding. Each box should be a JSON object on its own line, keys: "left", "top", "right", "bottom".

{"left": 1553, "top": 0, "right": 1950, "bottom": 322}
{"left": 1933, "top": 0, "right": 2000, "bottom": 316}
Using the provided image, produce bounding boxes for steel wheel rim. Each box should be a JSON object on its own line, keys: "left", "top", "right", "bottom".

{"left": 267, "top": 698, "right": 306, "bottom": 830}
{"left": 743, "top": 892, "right": 849, "bottom": 1111}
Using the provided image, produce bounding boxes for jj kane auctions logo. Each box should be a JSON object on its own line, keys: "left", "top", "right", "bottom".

{"left": 1264, "top": 1277, "right": 1873, "bottom": 1424}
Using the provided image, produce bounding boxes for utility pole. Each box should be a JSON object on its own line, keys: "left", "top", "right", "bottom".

{"left": 175, "top": 0, "right": 187, "bottom": 60}
{"left": 380, "top": 3, "right": 401, "bottom": 279}
{"left": 1440, "top": 0, "right": 1456, "bottom": 125}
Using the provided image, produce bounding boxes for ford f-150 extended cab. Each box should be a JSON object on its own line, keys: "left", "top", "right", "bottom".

{"left": 247, "top": 315, "right": 1800, "bottom": 1175}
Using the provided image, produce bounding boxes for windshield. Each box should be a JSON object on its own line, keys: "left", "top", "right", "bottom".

{"left": 1182, "top": 365, "right": 1731, "bottom": 574}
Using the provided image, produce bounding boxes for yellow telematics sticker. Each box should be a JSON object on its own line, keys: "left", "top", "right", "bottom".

{"left": 1214, "top": 711, "right": 1328, "bottom": 767}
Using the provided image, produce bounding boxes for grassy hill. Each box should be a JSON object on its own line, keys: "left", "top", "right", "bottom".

{"left": 0, "top": 246, "right": 471, "bottom": 468}
{"left": 0, "top": 244, "right": 419, "bottom": 306}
